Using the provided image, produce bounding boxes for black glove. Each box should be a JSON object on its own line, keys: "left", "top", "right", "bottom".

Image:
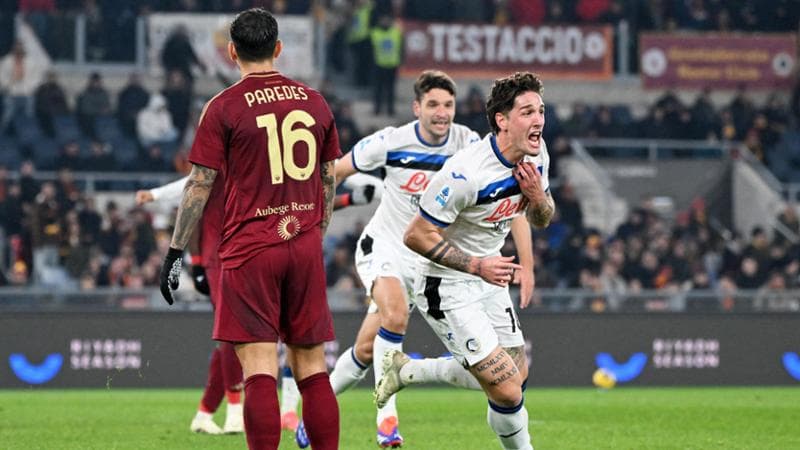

{"left": 191, "top": 264, "right": 210, "bottom": 296}
{"left": 159, "top": 247, "right": 183, "bottom": 305}
{"left": 351, "top": 184, "right": 376, "bottom": 205}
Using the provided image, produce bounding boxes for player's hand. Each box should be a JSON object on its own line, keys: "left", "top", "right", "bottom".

{"left": 475, "top": 256, "right": 523, "bottom": 287}
{"left": 513, "top": 162, "right": 546, "bottom": 205}
{"left": 191, "top": 264, "right": 210, "bottom": 295}
{"left": 159, "top": 248, "right": 183, "bottom": 305}
{"left": 351, "top": 185, "right": 376, "bottom": 205}
{"left": 513, "top": 267, "right": 535, "bottom": 308}
{"left": 135, "top": 190, "right": 154, "bottom": 206}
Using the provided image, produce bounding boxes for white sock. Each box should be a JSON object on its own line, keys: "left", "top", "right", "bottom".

{"left": 194, "top": 410, "right": 214, "bottom": 420}
{"left": 330, "top": 346, "right": 371, "bottom": 395}
{"left": 487, "top": 400, "right": 533, "bottom": 450}
{"left": 399, "top": 357, "right": 481, "bottom": 390}
{"left": 374, "top": 327, "right": 403, "bottom": 424}
{"left": 280, "top": 367, "right": 300, "bottom": 415}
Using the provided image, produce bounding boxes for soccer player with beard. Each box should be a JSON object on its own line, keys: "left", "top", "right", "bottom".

{"left": 377, "top": 72, "right": 555, "bottom": 450}
{"left": 297, "top": 70, "right": 535, "bottom": 449}
{"left": 159, "top": 8, "right": 340, "bottom": 450}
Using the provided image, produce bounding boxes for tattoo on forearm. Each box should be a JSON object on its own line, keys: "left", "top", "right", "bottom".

{"left": 320, "top": 161, "right": 335, "bottom": 234}
{"left": 426, "top": 238, "right": 473, "bottom": 273}
{"left": 171, "top": 165, "right": 217, "bottom": 249}
{"left": 527, "top": 193, "right": 555, "bottom": 228}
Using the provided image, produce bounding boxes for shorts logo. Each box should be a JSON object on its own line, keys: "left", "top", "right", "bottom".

{"left": 277, "top": 215, "right": 301, "bottom": 240}
{"left": 465, "top": 338, "right": 481, "bottom": 354}
{"left": 435, "top": 186, "right": 451, "bottom": 207}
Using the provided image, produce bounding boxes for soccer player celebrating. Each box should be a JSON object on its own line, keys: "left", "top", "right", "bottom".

{"left": 159, "top": 8, "right": 340, "bottom": 450}
{"left": 377, "top": 72, "right": 554, "bottom": 450}
{"left": 308, "top": 70, "right": 535, "bottom": 448}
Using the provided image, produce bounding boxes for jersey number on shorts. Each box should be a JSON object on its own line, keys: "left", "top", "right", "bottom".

{"left": 256, "top": 110, "right": 317, "bottom": 184}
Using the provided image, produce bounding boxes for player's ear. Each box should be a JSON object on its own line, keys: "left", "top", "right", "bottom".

{"left": 227, "top": 41, "right": 237, "bottom": 63}
{"left": 495, "top": 111, "right": 508, "bottom": 132}
{"left": 273, "top": 40, "right": 283, "bottom": 60}
{"left": 412, "top": 100, "right": 421, "bottom": 118}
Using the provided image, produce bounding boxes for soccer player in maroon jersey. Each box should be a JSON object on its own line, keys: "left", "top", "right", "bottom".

{"left": 159, "top": 8, "right": 340, "bottom": 450}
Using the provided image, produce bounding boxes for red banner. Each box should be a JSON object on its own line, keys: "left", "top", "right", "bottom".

{"left": 639, "top": 33, "right": 797, "bottom": 90}
{"left": 400, "top": 21, "right": 613, "bottom": 80}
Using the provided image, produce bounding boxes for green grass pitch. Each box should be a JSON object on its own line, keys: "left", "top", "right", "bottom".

{"left": 1, "top": 387, "right": 799, "bottom": 449}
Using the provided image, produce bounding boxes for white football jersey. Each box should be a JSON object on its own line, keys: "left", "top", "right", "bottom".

{"left": 417, "top": 134, "right": 550, "bottom": 280}
{"left": 352, "top": 121, "right": 481, "bottom": 244}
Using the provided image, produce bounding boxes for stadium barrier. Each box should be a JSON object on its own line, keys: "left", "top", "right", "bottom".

{"left": 2, "top": 310, "right": 798, "bottom": 388}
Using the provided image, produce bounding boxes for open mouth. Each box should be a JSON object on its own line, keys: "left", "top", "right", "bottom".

{"left": 528, "top": 130, "right": 542, "bottom": 147}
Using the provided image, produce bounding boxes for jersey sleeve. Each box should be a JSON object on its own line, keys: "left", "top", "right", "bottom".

{"left": 320, "top": 103, "right": 342, "bottom": 163}
{"left": 188, "top": 98, "right": 226, "bottom": 171}
{"left": 418, "top": 161, "right": 474, "bottom": 228}
{"left": 350, "top": 127, "right": 394, "bottom": 172}
{"left": 540, "top": 141, "right": 551, "bottom": 193}
{"left": 150, "top": 175, "right": 189, "bottom": 204}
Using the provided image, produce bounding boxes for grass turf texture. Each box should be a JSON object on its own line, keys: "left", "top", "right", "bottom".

{"left": 1, "top": 387, "right": 798, "bottom": 449}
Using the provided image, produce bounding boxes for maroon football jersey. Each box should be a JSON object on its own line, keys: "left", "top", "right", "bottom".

{"left": 199, "top": 175, "right": 224, "bottom": 269}
{"left": 189, "top": 71, "right": 341, "bottom": 269}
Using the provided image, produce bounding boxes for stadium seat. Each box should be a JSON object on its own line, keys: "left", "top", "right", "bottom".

{"left": 53, "top": 115, "right": 81, "bottom": 142}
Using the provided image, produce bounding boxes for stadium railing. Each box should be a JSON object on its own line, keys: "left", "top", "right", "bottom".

{"left": 1, "top": 287, "right": 797, "bottom": 314}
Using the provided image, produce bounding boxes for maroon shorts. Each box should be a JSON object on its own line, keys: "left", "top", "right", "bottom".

{"left": 206, "top": 266, "right": 221, "bottom": 309}
{"left": 213, "top": 227, "right": 334, "bottom": 345}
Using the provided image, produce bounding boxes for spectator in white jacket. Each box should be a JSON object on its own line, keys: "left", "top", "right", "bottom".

{"left": 136, "top": 93, "right": 178, "bottom": 148}
{"left": 0, "top": 41, "right": 47, "bottom": 134}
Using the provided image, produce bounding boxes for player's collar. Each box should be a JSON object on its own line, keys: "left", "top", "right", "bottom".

{"left": 242, "top": 70, "right": 281, "bottom": 79}
{"left": 414, "top": 122, "right": 449, "bottom": 147}
{"left": 490, "top": 135, "right": 515, "bottom": 168}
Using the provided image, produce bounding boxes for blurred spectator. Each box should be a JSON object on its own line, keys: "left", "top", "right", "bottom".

{"left": 137, "top": 94, "right": 179, "bottom": 148}
{"left": 55, "top": 140, "right": 82, "bottom": 171}
{"left": 370, "top": 12, "right": 402, "bottom": 116}
{"left": 76, "top": 72, "right": 112, "bottom": 140}
{"left": 0, "top": 41, "right": 46, "bottom": 134}
{"left": 333, "top": 101, "right": 361, "bottom": 151}
{"left": 138, "top": 144, "right": 172, "bottom": 172}
{"left": 459, "top": 85, "right": 490, "bottom": 137}
{"left": 160, "top": 24, "right": 206, "bottom": 85}
{"left": 162, "top": 70, "right": 192, "bottom": 142}
{"left": 33, "top": 70, "right": 70, "bottom": 137}
{"left": 347, "top": 0, "right": 374, "bottom": 87}
{"left": 18, "top": 159, "right": 39, "bottom": 203}
{"left": 507, "top": 0, "right": 545, "bottom": 24}
{"left": 18, "top": 0, "right": 55, "bottom": 47}
{"left": 116, "top": 72, "right": 150, "bottom": 139}
{"left": 84, "top": 140, "right": 117, "bottom": 172}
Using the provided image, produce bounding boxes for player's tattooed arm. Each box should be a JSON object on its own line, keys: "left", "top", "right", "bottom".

{"left": 320, "top": 160, "right": 335, "bottom": 235}
{"left": 422, "top": 238, "right": 477, "bottom": 274}
{"left": 527, "top": 190, "right": 555, "bottom": 229}
{"left": 170, "top": 164, "right": 217, "bottom": 250}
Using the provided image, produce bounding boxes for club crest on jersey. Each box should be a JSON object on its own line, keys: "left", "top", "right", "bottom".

{"left": 277, "top": 215, "right": 301, "bottom": 240}
{"left": 435, "top": 186, "right": 451, "bottom": 207}
{"left": 465, "top": 338, "right": 481, "bottom": 353}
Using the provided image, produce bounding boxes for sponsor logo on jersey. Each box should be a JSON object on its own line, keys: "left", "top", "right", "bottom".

{"left": 399, "top": 172, "right": 430, "bottom": 193}
{"left": 400, "top": 156, "right": 416, "bottom": 164}
{"left": 485, "top": 198, "right": 525, "bottom": 222}
{"left": 451, "top": 172, "right": 467, "bottom": 181}
{"left": 277, "top": 215, "right": 301, "bottom": 240}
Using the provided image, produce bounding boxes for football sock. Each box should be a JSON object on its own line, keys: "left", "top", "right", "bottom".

{"left": 487, "top": 399, "right": 533, "bottom": 450}
{"left": 219, "top": 342, "right": 243, "bottom": 392}
{"left": 199, "top": 348, "right": 224, "bottom": 413}
{"left": 298, "top": 372, "right": 340, "bottom": 450}
{"left": 243, "top": 374, "right": 280, "bottom": 450}
{"left": 280, "top": 366, "right": 300, "bottom": 414}
{"left": 399, "top": 356, "right": 481, "bottom": 390}
{"left": 374, "top": 327, "right": 403, "bottom": 424}
{"left": 330, "top": 346, "right": 371, "bottom": 395}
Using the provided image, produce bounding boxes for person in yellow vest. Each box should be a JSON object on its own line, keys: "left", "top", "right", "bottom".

{"left": 370, "top": 13, "right": 402, "bottom": 116}
{"left": 348, "top": 0, "right": 374, "bottom": 87}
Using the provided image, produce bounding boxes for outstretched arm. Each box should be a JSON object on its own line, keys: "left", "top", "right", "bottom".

{"left": 404, "top": 214, "right": 522, "bottom": 287}
{"left": 334, "top": 152, "right": 358, "bottom": 188}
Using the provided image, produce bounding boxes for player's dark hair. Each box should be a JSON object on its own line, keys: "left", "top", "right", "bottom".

{"left": 230, "top": 8, "right": 279, "bottom": 62}
{"left": 413, "top": 70, "right": 456, "bottom": 102}
{"left": 486, "top": 72, "right": 544, "bottom": 134}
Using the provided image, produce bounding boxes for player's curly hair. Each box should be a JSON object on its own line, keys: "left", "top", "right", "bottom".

{"left": 413, "top": 70, "right": 457, "bottom": 102}
{"left": 230, "top": 8, "right": 279, "bottom": 62}
{"left": 485, "top": 72, "right": 544, "bottom": 134}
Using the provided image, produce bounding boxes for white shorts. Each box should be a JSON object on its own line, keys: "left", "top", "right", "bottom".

{"left": 355, "top": 232, "right": 417, "bottom": 314}
{"left": 412, "top": 277, "right": 524, "bottom": 366}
